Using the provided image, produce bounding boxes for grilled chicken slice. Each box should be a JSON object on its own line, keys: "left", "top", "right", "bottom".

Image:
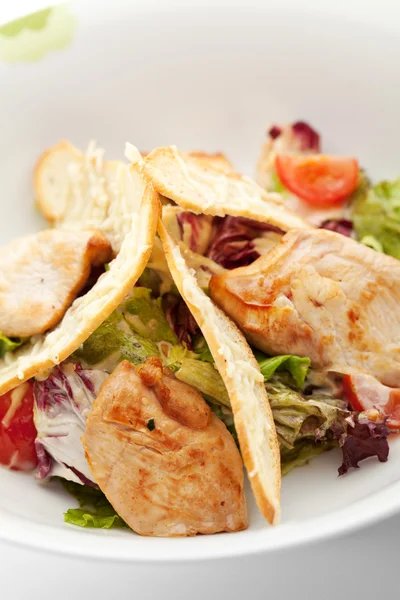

{"left": 209, "top": 228, "right": 400, "bottom": 387}
{"left": 0, "top": 229, "right": 112, "bottom": 338}
{"left": 82, "top": 358, "right": 247, "bottom": 537}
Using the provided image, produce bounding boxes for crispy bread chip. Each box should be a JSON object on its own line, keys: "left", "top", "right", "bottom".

{"left": 0, "top": 160, "right": 159, "bottom": 395}
{"left": 144, "top": 146, "right": 311, "bottom": 231}
{"left": 187, "top": 151, "right": 234, "bottom": 174}
{"left": 158, "top": 219, "right": 281, "bottom": 525}
{"left": 34, "top": 140, "right": 147, "bottom": 253}
{"left": 141, "top": 150, "right": 234, "bottom": 175}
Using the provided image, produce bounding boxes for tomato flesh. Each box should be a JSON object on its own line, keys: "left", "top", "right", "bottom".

{"left": 0, "top": 382, "right": 37, "bottom": 471}
{"left": 384, "top": 389, "right": 400, "bottom": 429}
{"left": 342, "top": 375, "right": 364, "bottom": 412}
{"left": 342, "top": 374, "right": 400, "bottom": 429}
{"left": 275, "top": 154, "right": 359, "bottom": 207}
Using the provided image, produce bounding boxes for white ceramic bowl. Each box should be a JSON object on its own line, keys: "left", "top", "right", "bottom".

{"left": 1, "top": 0, "right": 400, "bottom": 564}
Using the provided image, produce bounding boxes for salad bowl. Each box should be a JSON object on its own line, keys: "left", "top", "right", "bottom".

{"left": 1, "top": 0, "right": 400, "bottom": 566}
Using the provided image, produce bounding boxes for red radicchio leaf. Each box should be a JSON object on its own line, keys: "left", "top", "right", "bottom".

{"left": 268, "top": 121, "right": 320, "bottom": 152}
{"left": 162, "top": 293, "right": 199, "bottom": 350}
{"left": 320, "top": 219, "right": 354, "bottom": 237}
{"left": 268, "top": 125, "right": 282, "bottom": 139}
{"left": 338, "top": 413, "right": 390, "bottom": 476}
{"left": 34, "top": 440, "right": 53, "bottom": 480}
{"left": 35, "top": 441, "right": 96, "bottom": 486}
{"left": 167, "top": 215, "right": 283, "bottom": 342}
{"left": 291, "top": 121, "right": 320, "bottom": 152}
{"left": 176, "top": 212, "right": 211, "bottom": 252}
{"left": 34, "top": 363, "right": 105, "bottom": 484}
{"left": 207, "top": 216, "right": 282, "bottom": 269}
{"left": 34, "top": 365, "right": 73, "bottom": 412}
{"left": 67, "top": 466, "right": 99, "bottom": 487}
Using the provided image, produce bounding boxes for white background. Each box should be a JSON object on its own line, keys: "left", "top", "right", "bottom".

{"left": 1, "top": 1, "right": 399, "bottom": 598}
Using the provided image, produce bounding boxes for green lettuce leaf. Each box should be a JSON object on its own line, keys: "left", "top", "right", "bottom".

{"left": 73, "top": 287, "right": 182, "bottom": 369}
{"left": 270, "top": 170, "right": 287, "bottom": 194}
{"left": 352, "top": 177, "right": 400, "bottom": 258}
{"left": 266, "top": 378, "right": 347, "bottom": 450}
{"left": 280, "top": 440, "right": 335, "bottom": 475}
{"left": 0, "top": 332, "right": 24, "bottom": 358}
{"left": 359, "top": 235, "right": 383, "bottom": 253}
{"left": 65, "top": 507, "right": 125, "bottom": 529}
{"left": 62, "top": 480, "right": 127, "bottom": 529}
{"left": 192, "top": 334, "right": 214, "bottom": 363}
{"left": 124, "top": 287, "right": 177, "bottom": 344}
{"left": 257, "top": 354, "right": 311, "bottom": 388}
{"left": 175, "top": 358, "right": 230, "bottom": 407}
{"left": 136, "top": 267, "right": 162, "bottom": 295}
{"left": 161, "top": 344, "right": 199, "bottom": 371}
{"left": 73, "top": 312, "right": 159, "bottom": 370}
{"left": 264, "top": 377, "right": 348, "bottom": 474}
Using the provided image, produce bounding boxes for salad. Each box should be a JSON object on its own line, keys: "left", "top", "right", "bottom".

{"left": 0, "top": 122, "right": 398, "bottom": 536}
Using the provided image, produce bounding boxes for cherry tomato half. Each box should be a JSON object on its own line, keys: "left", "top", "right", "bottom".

{"left": 343, "top": 374, "right": 400, "bottom": 429}
{"left": 275, "top": 154, "right": 359, "bottom": 207}
{"left": 0, "top": 381, "right": 37, "bottom": 471}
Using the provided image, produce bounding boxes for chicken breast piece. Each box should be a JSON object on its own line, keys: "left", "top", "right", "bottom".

{"left": 209, "top": 228, "right": 400, "bottom": 387}
{"left": 82, "top": 358, "right": 247, "bottom": 537}
{"left": 0, "top": 229, "right": 112, "bottom": 338}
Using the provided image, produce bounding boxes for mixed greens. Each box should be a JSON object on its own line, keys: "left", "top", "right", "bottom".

{"left": 352, "top": 178, "right": 400, "bottom": 259}
{"left": 62, "top": 480, "right": 127, "bottom": 529}
{"left": 3, "top": 121, "right": 396, "bottom": 535}
{"left": 264, "top": 121, "right": 400, "bottom": 261}
{"left": 0, "top": 332, "right": 24, "bottom": 358}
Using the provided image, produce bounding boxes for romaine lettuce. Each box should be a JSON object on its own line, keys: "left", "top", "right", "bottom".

{"left": 192, "top": 334, "right": 214, "bottom": 363}
{"left": 266, "top": 379, "right": 348, "bottom": 450}
{"left": 62, "top": 480, "right": 127, "bottom": 529}
{"left": 280, "top": 440, "right": 333, "bottom": 475}
{"left": 74, "top": 288, "right": 180, "bottom": 369}
{"left": 257, "top": 354, "right": 311, "bottom": 388}
{"left": 352, "top": 177, "right": 400, "bottom": 258}
{"left": 265, "top": 378, "right": 348, "bottom": 474}
{"left": 73, "top": 312, "right": 159, "bottom": 369}
{"left": 124, "top": 287, "right": 178, "bottom": 344}
{"left": 0, "top": 332, "right": 24, "bottom": 358}
{"left": 175, "top": 358, "right": 230, "bottom": 407}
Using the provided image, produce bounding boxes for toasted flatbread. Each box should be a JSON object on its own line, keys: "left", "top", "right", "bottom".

{"left": 186, "top": 151, "right": 234, "bottom": 174}
{"left": 0, "top": 158, "right": 160, "bottom": 395}
{"left": 34, "top": 140, "right": 150, "bottom": 253}
{"left": 158, "top": 219, "right": 281, "bottom": 525}
{"left": 141, "top": 150, "right": 234, "bottom": 175}
{"left": 143, "top": 146, "right": 311, "bottom": 232}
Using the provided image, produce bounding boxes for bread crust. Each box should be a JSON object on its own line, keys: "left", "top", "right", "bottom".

{"left": 158, "top": 219, "right": 281, "bottom": 525}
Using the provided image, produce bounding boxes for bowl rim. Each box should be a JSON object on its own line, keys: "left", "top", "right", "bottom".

{"left": 1, "top": 478, "right": 400, "bottom": 562}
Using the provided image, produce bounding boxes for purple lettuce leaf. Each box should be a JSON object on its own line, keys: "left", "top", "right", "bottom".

{"left": 207, "top": 216, "right": 282, "bottom": 269}
{"left": 338, "top": 413, "right": 390, "bottom": 476}
{"left": 176, "top": 212, "right": 213, "bottom": 254}
{"left": 34, "top": 363, "right": 107, "bottom": 484}
{"left": 320, "top": 219, "right": 354, "bottom": 237}
{"left": 291, "top": 121, "right": 320, "bottom": 152}
{"left": 268, "top": 121, "right": 320, "bottom": 152}
{"left": 163, "top": 293, "right": 199, "bottom": 350}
